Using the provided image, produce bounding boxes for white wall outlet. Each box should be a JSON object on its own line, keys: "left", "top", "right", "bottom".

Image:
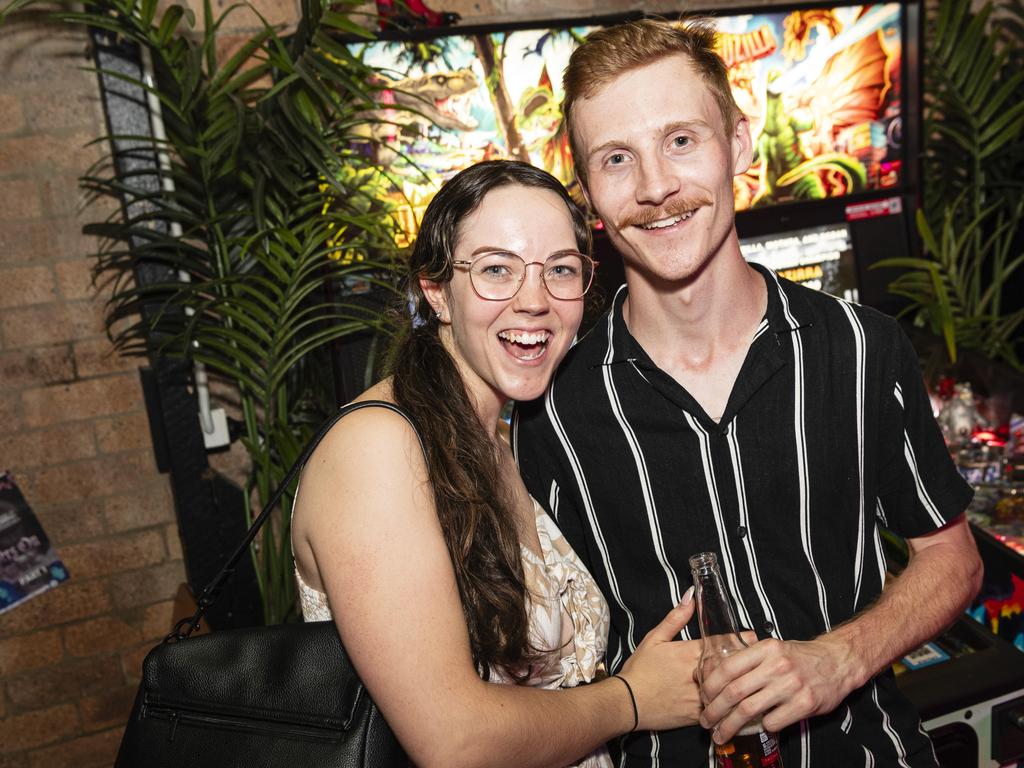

{"left": 201, "top": 407, "right": 231, "bottom": 450}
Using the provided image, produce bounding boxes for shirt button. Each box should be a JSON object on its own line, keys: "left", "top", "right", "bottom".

{"left": 736, "top": 525, "right": 747, "bottom": 538}
{"left": 763, "top": 621, "right": 775, "bottom": 635}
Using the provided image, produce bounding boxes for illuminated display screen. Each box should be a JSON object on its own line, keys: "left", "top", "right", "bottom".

{"left": 718, "top": 4, "right": 903, "bottom": 210}
{"left": 740, "top": 222, "right": 858, "bottom": 301}
{"left": 348, "top": 3, "right": 904, "bottom": 243}
{"left": 352, "top": 27, "right": 591, "bottom": 244}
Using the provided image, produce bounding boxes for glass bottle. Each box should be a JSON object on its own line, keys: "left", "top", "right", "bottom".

{"left": 689, "top": 551, "right": 784, "bottom": 768}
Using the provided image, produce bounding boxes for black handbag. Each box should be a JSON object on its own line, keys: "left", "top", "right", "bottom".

{"left": 115, "top": 401, "right": 414, "bottom": 768}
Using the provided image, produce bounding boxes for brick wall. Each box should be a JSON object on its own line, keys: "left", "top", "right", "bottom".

{"left": 0, "top": 0, "right": 769, "bottom": 763}
{"left": 0, "top": 16, "right": 189, "bottom": 768}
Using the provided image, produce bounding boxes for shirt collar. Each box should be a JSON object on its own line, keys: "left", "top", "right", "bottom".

{"left": 753, "top": 262, "right": 815, "bottom": 336}
{"left": 599, "top": 263, "right": 814, "bottom": 367}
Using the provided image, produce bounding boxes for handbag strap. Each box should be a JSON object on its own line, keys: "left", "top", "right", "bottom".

{"left": 166, "top": 399, "right": 424, "bottom": 642}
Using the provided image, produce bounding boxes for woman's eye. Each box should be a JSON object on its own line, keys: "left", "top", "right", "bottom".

{"left": 477, "top": 262, "right": 514, "bottom": 280}
{"left": 548, "top": 264, "right": 579, "bottom": 279}
{"left": 672, "top": 135, "right": 690, "bottom": 148}
{"left": 607, "top": 153, "right": 627, "bottom": 166}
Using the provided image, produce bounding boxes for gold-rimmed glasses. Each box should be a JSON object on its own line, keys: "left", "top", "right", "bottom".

{"left": 452, "top": 251, "right": 596, "bottom": 301}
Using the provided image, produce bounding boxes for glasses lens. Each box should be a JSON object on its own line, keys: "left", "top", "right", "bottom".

{"left": 470, "top": 253, "right": 524, "bottom": 300}
{"left": 544, "top": 254, "right": 592, "bottom": 300}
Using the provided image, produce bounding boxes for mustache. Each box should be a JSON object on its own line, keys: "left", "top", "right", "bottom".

{"left": 617, "top": 197, "right": 713, "bottom": 229}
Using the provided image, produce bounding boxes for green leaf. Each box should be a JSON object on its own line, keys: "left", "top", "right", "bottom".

{"left": 209, "top": 27, "right": 275, "bottom": 93}
{"left": 321, "top": 10, "right": 373, "bottom": 37}
{"left": 978, "top": 71, "right": 1024, "bottom": 123}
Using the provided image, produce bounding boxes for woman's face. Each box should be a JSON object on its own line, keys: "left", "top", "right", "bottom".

{"left": 422, "top": 184, "right": 586, "bottom": 418}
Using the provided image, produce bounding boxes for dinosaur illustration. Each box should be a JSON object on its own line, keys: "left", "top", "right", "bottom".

{"left": 366, "top": 69, "right": 480, "bottom": 142}
{"left": 750, "top": 71, "right": 867, "bottom": 206}
{"left": 783, "top": 8, "right": 842, "bottom": 63}
{"left": 515, "top": 65, "right": 572, "bottom": 184}
{"left": 798, "top": 23, "right": 895, "bottom": 140}
{"left": 746, "top": 11, "right": 897, "bottom": 208}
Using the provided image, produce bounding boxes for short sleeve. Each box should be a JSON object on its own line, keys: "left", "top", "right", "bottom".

{"left": 876, "top": 327, "right": 974, "bottom": 538}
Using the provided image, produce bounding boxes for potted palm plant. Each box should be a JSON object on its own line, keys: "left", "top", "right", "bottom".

{"left": 876, "top": 0, "right": 1024, "bottom": 372}
{"left": 1, "top": 0, "right": 406, "bottom": 623}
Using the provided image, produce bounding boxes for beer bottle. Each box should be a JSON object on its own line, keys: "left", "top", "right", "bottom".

{"left": 688, "top": 551, "right": 784, "bottom": 768}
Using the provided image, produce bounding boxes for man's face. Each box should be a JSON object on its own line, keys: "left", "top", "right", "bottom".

{"left": 573, "top": 54, "right": 752, "bottom": 285}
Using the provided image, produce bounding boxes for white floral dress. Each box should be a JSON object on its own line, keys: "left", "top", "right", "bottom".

{"left": 296, "top": 498, "right": 613, "bottom": 768}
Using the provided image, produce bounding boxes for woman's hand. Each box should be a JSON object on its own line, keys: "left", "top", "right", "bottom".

{"left": 617, "top": 588, "right": 704, "bottom": 731}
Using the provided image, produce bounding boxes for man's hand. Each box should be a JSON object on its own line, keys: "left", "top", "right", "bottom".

{"left": 698, "top": 517, "right": 981, "bottom": 744}
{"left": 697, "top": 635, "right": 859, "bottom": 743}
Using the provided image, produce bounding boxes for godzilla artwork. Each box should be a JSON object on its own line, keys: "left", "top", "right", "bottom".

{"left": 720, "top": 3, "right": 903, "bottom": 210}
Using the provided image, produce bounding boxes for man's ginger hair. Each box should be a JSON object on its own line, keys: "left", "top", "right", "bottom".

{"left": 562, "top": 17, "right": 742, "bottom": 186}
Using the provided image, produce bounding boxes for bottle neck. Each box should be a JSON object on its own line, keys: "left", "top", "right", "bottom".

{"left": 693, "top": 566, "right": 747, "bottom": 647}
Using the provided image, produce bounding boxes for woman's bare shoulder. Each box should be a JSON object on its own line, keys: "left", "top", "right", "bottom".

{"left": 310, "top": 378, "right": 415, "bottom": 459}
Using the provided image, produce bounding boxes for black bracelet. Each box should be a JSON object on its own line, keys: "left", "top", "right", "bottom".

{"left": 611, "top": 673, "right": 638, "bottom": 733}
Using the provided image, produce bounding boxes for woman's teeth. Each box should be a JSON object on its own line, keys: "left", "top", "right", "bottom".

{"left": 640, "top": 210, "right": 695, "bottom": 230}
{"left": 498, "top": 330, "right": 550, "bottom": 361}
{"left": 498, "top": 330, "right": 549, "bottom": 345}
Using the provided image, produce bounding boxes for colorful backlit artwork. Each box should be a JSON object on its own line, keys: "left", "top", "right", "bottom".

{"left": 717, "top": 4, "right": 903, "bottom": 210}
{"left": 351, "top": 28, "right": 589, "bottom": 245}
{"left": 347, "top": 3, "right": 904, "bottom": 243}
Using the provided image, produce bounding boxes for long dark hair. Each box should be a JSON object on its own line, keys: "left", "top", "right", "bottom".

{"left": 387, "top": 161, "right": 590, "bottom": 679}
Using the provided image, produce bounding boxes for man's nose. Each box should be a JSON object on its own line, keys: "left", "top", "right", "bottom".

{"left": 635, "top": 156, "right": 680, "bottom": 206}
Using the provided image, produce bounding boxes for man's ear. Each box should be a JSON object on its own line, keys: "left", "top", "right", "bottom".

{"left": 732, "top": 115, "right": 754, "bottom": 177}
{"left": 419, "top": 276, "right": 449, "bottom": 322}
{"left": 579, "top": 177, "right": 593, "bottom": 209}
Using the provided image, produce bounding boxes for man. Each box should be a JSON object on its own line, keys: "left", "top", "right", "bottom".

{"left": 513, "top": 18, "right": 982, "bottom": 767}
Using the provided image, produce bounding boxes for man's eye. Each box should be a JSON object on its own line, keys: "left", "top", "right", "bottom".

{"left": 608, "top": 153, "right": 627, "bottom": 165}
{"left": 672, "top": 135, "right": 690, "bottom": 148}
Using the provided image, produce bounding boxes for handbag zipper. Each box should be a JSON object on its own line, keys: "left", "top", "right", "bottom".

{"left": 144, "top": 704, "right": 341, "bottom": 743}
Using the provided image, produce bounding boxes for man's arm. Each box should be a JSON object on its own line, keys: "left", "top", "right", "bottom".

{"left": 697, "top": 513, "right": 981, "bottom": 742}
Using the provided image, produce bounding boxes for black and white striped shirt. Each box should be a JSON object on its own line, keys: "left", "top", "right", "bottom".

{"left": 513, "top": 265, "right": 973, "bottom": 768}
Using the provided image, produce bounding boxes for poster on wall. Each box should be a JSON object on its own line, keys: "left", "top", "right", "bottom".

{"left": 0, "top": 472, "right": 69, "bottom": 614}
{"left": 344, "top": 3, "right": 904, "bottom": 244}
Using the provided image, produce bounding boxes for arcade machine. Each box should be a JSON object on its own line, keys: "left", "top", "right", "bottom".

{"left": 885, "top": 528, "right": 1024, "bottom": 768}
{"left": 912, "top": 431, "right": 1024, "bottom": 766}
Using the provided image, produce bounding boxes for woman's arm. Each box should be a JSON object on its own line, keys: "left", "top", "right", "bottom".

{"left": 293, "top": 407, "right": 697, "bottom": 768}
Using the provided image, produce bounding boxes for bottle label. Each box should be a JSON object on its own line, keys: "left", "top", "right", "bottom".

{"left": 715, "top": 726, "right": 783, "bottom": 767}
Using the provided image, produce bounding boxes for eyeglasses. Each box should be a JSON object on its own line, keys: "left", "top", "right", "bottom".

{"left": 452, "top": 251, "right": 596, "bottom": 301}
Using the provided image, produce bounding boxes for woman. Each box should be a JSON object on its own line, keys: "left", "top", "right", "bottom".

{"left": 291, "top": 161, "right": 699, "bottom": 767}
